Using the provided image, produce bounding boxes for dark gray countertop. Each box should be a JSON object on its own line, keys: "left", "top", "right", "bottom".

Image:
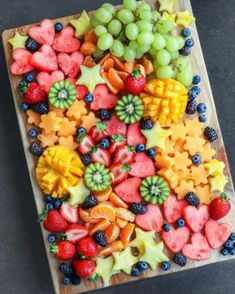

{"left": 0, "top": 0, "right": 235, "bottom": 293}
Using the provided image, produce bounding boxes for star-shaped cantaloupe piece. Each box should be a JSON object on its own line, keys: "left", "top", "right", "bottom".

{"left": 176, "top": 10, "right": 195, "bottom": 27}
{"left": 95, "top": 256, "right": 119, "bottom": 286}
{"left": 204, "top": 159, "right": 225, "bottom": 176}
{"left": 158, "top": 168, "right": 179, "bottom": 189}
{"left": 170, "top": 122, "right": 187, "bottom": 141}
{"left": 57, "top": 117, "right": 76, "bottom": 137}
{"left": 183, "top": 135, "right": 205, "bottom": 156}
{"left": 81, "top": 112, "right": 100, "bottom": 132}
{"left": 162, "top": 11, "right": 177, "bottom": 26}
{"left": 129, "top": 228, "right": 156, "bottom": 255}
{"left": 49, "top": 105, "right": 65, "bottom": 117}
{"left": 209, "top": 175, "right": 228, "bottom": 193}
{"left": 38, "top": 131, "right": 59, "bottom": 147}
{"left": 195, "top": 185, "right": 212, "bottom": 204}
{"left": 66, "top": 100, "right": 87, "bottom": 120}
{"left": 142, "top": 123, "right": 171, "bottom": 150}
{"left": 200, "top": 143, "right": 216, "bottom": 162}
{"left": 8, "top": 32, "right": 27, "bottom": 49}
{"left": 164, "top": 137, "right": 175, "bottom": 155}
{"left": 26, "top": 110, "right": 41, "bottom": 126}
{"left": 76, "top": 64, "right": 105, "bottom": 93}
{"left": 159, "top": 0, "right": 176, "bottom": 13}
{"left": 139, "top": 241, "right": 169, "bottom": 271}
{"left": 155, "top": 152, "right": 174, "bottom": 169}
{"left": 39, "top": 112, "right": 63, "bottom": 134}
{"left": 190, "top": 165, "right": 209, "bottom": 186}
{"left": 175, "top": 180, "right": 196, "bottom": 200}
{"left": 173, "top": 151, "right": 191, "bottom": 172}
{"left": 112, "top": 247, "right": 138, "bottom": 275}
{"left": 174, "top": 139, "right": 185, "bottom": 153}
{"left": 67, "top": 178, "right": 90, "bottom": 206}
{"left": 70, "top": 10, "right": 91, "bottom": 38}
{"left": 184, "top": 117, "right": 204, "bottom": 137}
{"left": 58, "top": 136, "right": 77, "bottom": 150}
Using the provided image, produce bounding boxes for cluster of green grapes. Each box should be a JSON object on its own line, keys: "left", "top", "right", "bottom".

{"left": 91, "top": 0, "right": 193, "bottom": 86}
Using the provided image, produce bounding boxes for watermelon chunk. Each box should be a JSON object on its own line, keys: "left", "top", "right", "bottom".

{"left": 28, "top": 19, "right": 55, "bottom": 45}
{"left": 57, "top": 51, "right": 84, "bottom": 78}
{"left": 182, "top": 205, "right": 210, "bottom": 233}
{"left": 135, "top": 204, "right": 163, "bottom": 232}
{"left": 10, "top": 48, "right": 35, "bottom": 75}
{"left": 37, "top": 70, "right": 65, "bottom": 92}
{"left": 163, "top": 193, "right": 188, "bottom": 223}
{"left": 114, "top": 177, "right": 141, "bottom": 203}
{"left": 104, "top": 114, "right": 127, "bottom": 137}
{"left": 90, "top": 84, "right": 119, "bottom": 111}
{"left": 182, "top": 233, "right": 211, "bottom": 260}
{"left": 129, "top": 153, "right": 155, "bottom": 178}
{"left": 127, "top": 123, "right": 147, "bottom": 146}
{"left": 52, "top": 27, "right": 81, "bottom": 53}
{"left": 31, "top": 44, "right": 58, "bottom": 72}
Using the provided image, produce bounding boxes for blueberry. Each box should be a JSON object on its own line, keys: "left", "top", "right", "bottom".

{"left": 47, "top": 203, "right": 54, "bottom": 210}
{"left": 230, "top": 248, "right": 235, "bottom": 255}
{"left": 45, "top": 195, "right": 53, "bottom": 203}
{"left": 177, "top": 218, "right": 185, "bottom": 228}
{"left": 221, "top": 248, "right": 229, "bottom": 256}
{"left": 193, "top": 75, "right": 201, "bottom": 85}
{"left": 181, "top": 28, "right": 191, "bottom": 38}
{"left": 197, "top": 103, "right": 207, "bottom": 114}
{"left": 140, "top": 119, "right": 153, "bottom": 130}
{"left": 76, "top": 127, "right": 86, "bottom": 136}
{"left": 192, "top": 154, "right": 202, "bottom": 165}
{"left": 80, "top": 154, "right": 91, "bottom": 165}
{"left": 162, "top": 224, "right": 170, "bottom": 232}
{"left": 48, "top": 234, "right": 56, "bottom": 243}
{"left": 185, "top": 38, "right": 194, "bottom": 48}
{"left": 188, "top": 89, "right": 198, "bottom": 101}
{"left": 21, "top": 102, "right": 30, "bottom": 111}
{"left": 99, "top": 138, "right": 110, "bottom": 149}
{"left": 63, "top": 276, "right": 71, "bottom": 285}
{"left": 24, "top": 73, "right": 34, "bottom": 83}
{"left": 179, "top": 46, "right": 191, "bottom": 56}
{"left": 136, "top": 144, "right": 145, "bottom": 152}
{"left": 229, "top": 233, "right": 235, "bottom": 241}
{"left": 131, "top": 268, "right": 140, "bottom": 277}
{"left": 54, "top": 199, "right": 62, "bottom": 209}
{"left": 54, "top": 22, "right": 63, "bottom": 32}
{"left": 136, "top": 261, "right": 148, "bottom": 272}
{"left": 224, "top": 240, "right": 233, "bottom": 249}
{"left": 191, "top": 86, "right": 201, "bottom": 95}
{"left": 27, "top": 128, "right": 39, "bottom": 138}
{"left": 146, "top": 148, "right": 156, "bottom": 158}
{"left": 71, "top": 276, "right": 81, "bottom": 285}
{"left": 84, "top": 93, "right": 94, "bottom": 104}
{"left": 199, "top": 114, "right": 207, "bottom": 123}
{"left": 98, "top": 109, "right": 112, "bottom": 121}
{"left": 161, "top": 261, "right": 171, "bottom": 271}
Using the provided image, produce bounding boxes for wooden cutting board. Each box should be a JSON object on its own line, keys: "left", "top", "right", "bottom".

{"left": 2, "top": 0, "right": 235, "bottom": 293}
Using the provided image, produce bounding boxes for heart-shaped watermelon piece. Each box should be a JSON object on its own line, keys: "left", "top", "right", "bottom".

{"left": 31, "top": 44, "right": 58, "bottom": 72}
{"left": 52, "top": 27, "right": 81, "bottom": 53}
{"left": 28, "top": 19, "right": 55, "bottom": 45}
{"left": 37, "top": 70, "right": 65, "bottom": 92}
{"left": 135, "top": 204, "right": 163, "bottom": 232}
{"left": 127, "top": 123, "right": 147, "bottom": 146}
{"left": 114, "top": 177, "right": 141, "bottom": 203}
{"left": 163, "top": 193, "right": 188, "bottom": 223}
{"left": 129, "top": 152, "right": 155, "bottom": 178}
{"left": 57, "top": 51, "right": 84, "bottom": 78}
{"left": 90, "top": 84, "right": 119, "bottom": 111}
{"left": 182, "top": 233, "right": 211, "bottom": 260}
{"left": 104, "top": 114, "right": 127, "bottom": 137}
{"left": 182, "top": 205, "right": 209, "bottom": 233}
{"left": 10, "top": 48, "right": 35, "bottom": 75}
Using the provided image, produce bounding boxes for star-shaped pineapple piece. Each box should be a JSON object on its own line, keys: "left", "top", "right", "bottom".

{"left": 70, "top": 10, "right": 91, "bottom": 38}
{"left": 195, "top": 184, "right": 212, "bottom": 204}
{"left": 170, "top": 122, "right": 187, "bottom": 141}
{"left": 58, "top": 136, "right": 77, "bottom": 150}
{"left": 129, "top": 228, "right": 156, "bottom": 255}
{"left": 162, "top": 12, "right": 177, "bottom": 26}
{"left": 66, "top": 100, "right": 87, "bottom": 120}
{"left": 95, "top": 256, "right": 118, "bottom": 286}
{"left": 139, "top": 241, "right": 169, "bottom": 270}
{"left": 76, "top": 64, "right": 105, "bottom": 93}
{"left": 39, "top": 112, "right": 62, "bottom": 134}
{"left": 176, "top": 10, "right": 195, "bottom": 27}
{"left": 175, "top": 180, "right": 195, "bottom": 200}
{"left": 183, "top": 135, "right": 205, "bottom": 156}
{"left": 81, "top": 112, "right": 100, "bottom": 131}
{"left": 38, "top": 131, "right": 59, "bottom": 147}
{"left": 8, "top": 32, "right": 27, "bottom": 49}
{"left": 112, "top": 247, "right": 138, "bottom": 274}
{"left": 142, "top": 123, "right": 171, "bottom": 150}
{"left": 205, "top": 159, "right": 225, "bottom": 176}
{"left": 159, "top": 0, "right": 176, "bottom": 13}
{"left": 190, "top": 165, "right": 209, "bottom": 186}
{"left": 67, "top": 178, "right": 90, "bottom": 206}
{"left": 173, "top": 151, "right": 191, "bottom": 172}
{"left": 184, "top": 117, "right": 204, "bottom": 137}
{"left": 200, "top": 143, "right": 216, "bottom": 162}
{"left": 209, "top": 175, "right": 228, "bottom": 193}
{"left": 57, "top": 117, "right": 76, "bottom": 137}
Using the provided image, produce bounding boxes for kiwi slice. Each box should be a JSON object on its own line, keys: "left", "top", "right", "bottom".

{"left": 84, "top": 163, "right": 111, "bottom": 192}
{"left": 115, "top": 94, "right": 144, "bottom": 124}
{"left": 48, "top": 80, "right": 77, "bottom": 109}
{"left": 140, "top": 176, "right": 170, "bottom": 205}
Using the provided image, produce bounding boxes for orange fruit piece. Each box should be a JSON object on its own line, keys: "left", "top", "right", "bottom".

{"left": 124, "top": 61, "right": 136, "bottom": 73}
{"left": 116, "top": 70, "right": 129, "bottom": 82}
{"left": 141, "top": 57, "right": 154, "bottom": 75}
{"left": 108, "top": 68, "right": 125, "bottom": 90}
{"left": 83, "top": 55, "right": 95, "bottom": 68}
{"left": 98, "top": 240, "right": 123, "bottom": 257}
{"left": 115, "top": 208, "right": 135, "bottom": 222}
{"left": 135, "top": 64, "right": 146, "bottom": 77}
{"left": 84, "top": 29, "right": 97, "bottom": 44}
{"left": 116, "top": 217, "right": 128, "bottom": 229}
{"left": 111, "top": 55, "right": 125, "bottom": 71}
{"left": 26, "top": 109, "right": 41, "bottom": 126}
{"left": 80, "top": 42, "right": 96, "bottom": 56}
{"left": 109, "top": 192, "right": 128, "bottom": 209}
{"left": 89, "top": 219, "right": 111, "bottom": 235}
{"left": 38, "top": 131, "right": 59, "bottom": 148}
{"left": 93, "top": 187, "right": 112, "bottom": 202}
{"left": 101, "top": 72, "right": 119, "bottom": 94}
{"left": 79, "top": 208, "right": 99, "bottom": 224}
{"left": 39, "top": 112, "right": 62, "bottom": 134}
{"left": 58, "top": 136, "right": 77, "bottom": 150}
{"left": 102, "top": 58, "right": 115, "bottom": 72}
{"left": 120, "top": 223, "right": 135, "bottom": 248}
{"left": 105, "top": 223, "right": 121, "bottom": 243}
{"left": 81, "top": 112, "right": 100, "bottom": 132}
{"left": 90, "top": 203, "right": 116, "bottom": 222}
{"left": 99, "top": 53, "right": 111, "bottom": 65}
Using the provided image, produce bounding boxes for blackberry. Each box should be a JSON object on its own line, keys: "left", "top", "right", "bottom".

{"left": 31, "top": 102, "right": 49, "bottom": 114}
{"left": 181, "top": 28, "right": 191, "bottom": 38}
{"left": 25, "top": 38, "right": 40, "bottom": 52}
{"left": 99, "top": 138, "right": 110, "bottom": 149}
{"left": 93, "top": 230, "right": 107, "bottom": 247}
{"left": 179, "top": 46, "right": 191, "bottom": 56}
{"left": 59, "top": 263, "right": 74, "bottom": 276}
{"left": 82, "top": 195, "right": 98, "bottom": 210}
{"left": 193, "top": 75, "right": 201, "bottom": 85}
{"left": 129, "top": 203, "right": 147, "bottom": 215}
{"left": 54, "top": 22, "right": 64, "bottom": 32}
{"left": 84, "top": 93, "right": 94, "bottom": 104}
{"left": 29, "top": 142, "right": 43, "bottom": 156}
{"left": 173, "top": 252, "right": 187, "bottom": 267}
{"left": 98, "top": 109, "right": 112, "bottom": 121}
{"left": 136, "top": 144, "right": 145, "bottom": 153}
{"left": 185, "top": 192, "right": 200, "bottom": 207}
{"left": 140, "top": 119, "right": 153, "bottom": 130}
{"left": 186, "top": 101, "right": 197, "bottom": 114}
{"left": 80, "top": 154, "right": 91, "bottom": 166}
{"left": 204, "top": 126, "right": 218, "bottom": 142}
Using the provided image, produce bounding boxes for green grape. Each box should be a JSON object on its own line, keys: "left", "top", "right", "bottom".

{"left": 152, "top": 33, "right": 166, "bottom": 50}
{"left": 123, "top": 0, "right": 137, "bottom": 11}
{"left": 117, "top": 9, "right": 134, "bottom": 24}
{"left": 137, "top": 31, "right": 154, "bottom": 46}
{"left": 152, "top": 11, "right": 161, "bottom": 22}
{"left": 95, "top": 8, "right": 112, "bottom": 24}
{"left": 111, "top": 40, "right": 124, "bottom": 57}
{"left": 129, "top": 40, "right": 138, "bottom": 49}
{"left": 125, "top": 23, "right": 139, "bottom": 41}
{"left": 155, "top": 20, "right": 174, "bottom": 34}
{"left": 101, "top": 3, "right": 116, "bottom": 15}
{"left": 92, "top": 48, "right": 104, "bottom": 58}
{"left": 139, "top": 44, "right": 151, "bottom": 53}
{"left": 136, "top": 20, "right": 153, "bottom": 32}
{"left": 153, "top": 59, "right": 161, "bottom": 70}
{"left": 90, "top": 16, "right": 102, "bottom": 27}
{"left": 156, "top": 65, "right": 174, "bottom": 79}
{"left": 138, "top": 9, "right": 152, "bottom": 21}
{"left": 136, "top": 2, "right": 151, "bottom": 11}
{"left": 176, "top": 68, "right": 193, "bottom": 86}
{"left": 136, "top": 48, "right": 144, "bottom": 59}
{"left": 175, "top": 57, "right": 190, "bottom": 70}
{"left": 97, "top": 33, "right": 114, "bottom": 51}
{"left": 156, "top": 49, "right": 171, "bottom": 66}
{"left": 95, "top": 25, "right": 107, "bottom": 37}
{"left": 172, "top": 68, "right": 177, "bottom": 79}
{"left": 108, "top": 19, "right": 122, "bottom": 36}
{"left": 123, "top": 47, "right": 136, "bottom": 61}
{"left": 165, "top": 36, "right": 180, "bottom": 52}
{"left": 170, "top": 51, "right": 179, "bottom": 60}
{"left": 176, "top": 36, "right": 185, "bottom": 50}
{"left": 119, "top": 31, "right": 127, "bottom": 42}
{"left": 149, "top": 46, "right": 157, "bottom": 56}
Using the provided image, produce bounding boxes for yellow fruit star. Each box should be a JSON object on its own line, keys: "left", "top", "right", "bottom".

{"left": 162, "top": 11, "right": 177, "bottom": 26}
{"left": 176, "top": 10, "right": 195, "bottom": 27}
{"left": 129, "top": 228, "right": 156, "bottom": 255}
{"left": 205, "top": 159, "right": 225, "bottom": 176}
{"left": 210, "top": 175, "right": 228, "bottom": 193}
{"left": 142, "top": 123, "right": 171, "bottom": 150}
{"left": 95, "top": 256, "right": 118, "bottom": 286}
{"left": 76, "top": 64, "right": 105, "bottom": 93}
{"left": 67, "top": 178, "right": 90, "bottom": 206}
{"left": 112, "top": 247, "right": 138, "bottom": 274}
{"left": 159, "top": 0, "right": 177, "bottom": 13}
{"left": 70, "top": 10, "right": 91, "bottom": 38}
{"left": 8, "top": 32, "right": 28, "bottom": 49}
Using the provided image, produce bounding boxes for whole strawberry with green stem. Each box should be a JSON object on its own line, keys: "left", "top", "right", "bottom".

{"left": 50, "top": 240, "right": 76, "bottom": 260}
{"left": 38, "top": 208, "right": 68, "bottom": 233}
{"left": 124, "top": 69, "right": 146, "bottom": 95}
{"left": 73, "top": 259, "right": 96, "bottom": 279}
{"left": 209, "top": 192, "right": 231, "bottom": 220}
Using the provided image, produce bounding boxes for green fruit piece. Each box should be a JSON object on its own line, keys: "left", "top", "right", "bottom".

{"left": 67, "top": 178, "right": 90, "bottom": 206}
{"left": 112, "top": 247, "right": 138, "bottom": 274}
{"left": 84, "top": 163, "right": 111, "bottom": 192}
{"left": 140, "top": 176, "right": 170, "bottom": 205}
{"left": 115, "top": 94, "right": 144, "bottom": 124}
{"left": 95, "top": 256, "right": 118, "bottom": 286}
{"left": 49, "top": 80, "right": 77, "bottom": 109}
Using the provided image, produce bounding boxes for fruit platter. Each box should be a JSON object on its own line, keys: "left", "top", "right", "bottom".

{"left": 2, "top": 0, "right": 235, "bottom": 293}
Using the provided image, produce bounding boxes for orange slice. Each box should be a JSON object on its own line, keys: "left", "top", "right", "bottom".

{"left": 101, "top": 72, "right": 119, "bottom": 94}
{"left": 84, "top": 29, "right": 97, "bottom": 44}
{"left": 116, "top": 70, "right": 129, "bottom": 82}
{"left": 116, "top": 217, "right": 128, "bottom": 229}
{"left": 83, "top": 56, "right": 95, "bottom": 68}
{"left": 99, "top": 53, "right": 111, "bottom": 66}
{"left": 90, "top": 203, "right": 116, "bottom": 222}
{"left": 109, "top": 192, "right": 128, "bottom": 209}
{"left": 98, "top": 240, "right": 123, "bottom": 257}
{"left": 135, "top": 64, "right": 146, "bottom": 77}
{"left": 111, "top": 55, "right": 125, "bottom": 71}
{"left": 102, "top": 58, "right": 115, "bottom": 72}
{"left": 108, "top": 68, "right": 125, "bottom": 90}
{"left": 141, "top": 57, "right": 154, "bottom": 75}
{"left": 120, "top": 223, "right": 135, "bottom": 248}
{"left": 105, "top": 223, "right": 121, "bottom": 243}
{"left": 124, "top": 60, "right": 136, "bottom": 73}
{"left": 80, "top": 42, "right": 96, "bottom": 56}
{"left": 79, "top": 208, "right": 100, "bottom": 224}
{"left": 93, "top": 187, "right": 112, "bottom": 202}
{"left": 114, "top": 208, "right": 135, "bottom": 222}
{"left": 89, "top": 219, "right": 111, "bottom": 235}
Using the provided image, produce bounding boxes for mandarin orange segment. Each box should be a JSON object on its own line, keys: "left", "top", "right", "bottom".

{"left": 105, "top": 223, "right": 121, "bottom": 243}
{"left": 108, "top": 68, "right": 125, "bottom": 90}
{"left": 83, "top": 55, "right": 95, "bottom": 68}
{"left": 101, "top": 72, "right": 119, "bottom": 94}
{"left": 141, "top": 57, "right": 154, "bottom": 75}
{"left": 89, "top": 219, "right": 111, "bottom": 235}
{"left": 79, "top": 208, "right": 100, "bottom": 224}
{"left": 116, "top": 217, "right": 128, "bottom": 229}
{"left": 109, "top": 192, "right": 128, "bottom": 209}
{"left": 135, "top": 64, "right": 146, "bottom": 77}
{"left": 80, "top": 42, "right": 96, "bottom": 56}
{"left": 116, "top": 70, "right": 129, "bottom": 82}
{"left": 98, "top": 240, "right": 123, "bottom": 257}
{"left": 90, "top": 203, "right": 116, "bottom": 222}
{"left": 114, "top": 208, "right": 135, "bottom": 222}
{"left": 84, "top": 29, "right": 97, "bottom": 44}
{"left": 120, "top": 223, "right": 135, "bottom": 248}
{"left": 102, "top": 58, "right": 115, "bottom": 72}
{"left": 111, "top": 55, "right": 125, "bottom": 71}
{"left": 93, "top": 187, "right": 112, "bottom": 202}
{"left": 98, "top": 53, "right": 111, "bottom": 65}
{"left": 124, "top": 61, "right": 136, "bottom": 73}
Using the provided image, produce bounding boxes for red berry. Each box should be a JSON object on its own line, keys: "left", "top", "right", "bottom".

{"left": 76, "top": 85, "right": 89, "bottom": 100}
{"left": 113, "top": 145, "right": 135, "bottom": 165}
{"left": 90, "top": 147, "right": 111, "bottom": 167}
{"left": 24, "top": 82, "right": 47, "bottom": 104}
{"left": 73, "top": 259, "right": 96, "bottom": 279}
{"left": 76, "top": 236, "right": 98, "bottom": 257}
{"left": 50, "top": 241, "right": 76, "bottom": 260}
{"left": 43, "top": 210, "right": 68, "bottom": 233}
{"left": 109, "top": 163, "right": 131, "bottom": 185}
{"left": 209, "top": 193, "right": 231, "bottom": 220}
{"left": 124, "top": 69, "right": 146, "bottom": 95}
{"left": 65, "top": 224, "right": 89, "bottom": 244}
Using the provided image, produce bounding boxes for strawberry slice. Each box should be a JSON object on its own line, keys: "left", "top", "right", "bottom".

{"left": 182, "top": 233, "right": 211, "bottom": 260}
{"left": 135, "top": 204, "right": 163, "bottom": 232}
{"left": 113, "top": 145, "right": 135, "bottom": 164}
{"left": 88, "top": 122, "right": 107, "bottom": 143}
{"left": 10, "top": 48, "right": 35, "bottom": 75}
{"left": 163, "top": 193, "right": 188, "bottom": 223}
{"left": 104, "top": 114, "right": 127, "bottom": 137}
{"left": 37, "top": 70, "right": 65, "bottom": 92}
{"left": 205, "top": 219, "right": 232, "bottom": 249}
{"left": 129, "top": 153, "right": 155, "bottom": 178}
{"left": 90, "top": 84, "right": 119, "bottom": 111}
{"left": 31, "top": 44, "right": 58, "bottom": 72}
{"left": 77, "top": 135, "right": 95, "bottom": 155}
{"left": 110, "top": 163, "right": 131, "bottom": 185}
{"left": 28, "top": 19, "right": 55, "bottom": 45}
{"left": 57, "top": 51, "right": 84, "bottom": 78}
{"left": 109, "top": 134, "right": 126, "bottom": 154}
{"left": 127, "top": 123, "right": 146, "bottom": 146}
{"left": 52, "top": 27, "right": 81, "bottom": 53}
{"left": 76, "top": 85, "right": 89, "bottom": 100}
{"left": 182, "top": 205, "right": 210, "bottom": 233}
{"left": 161, "top": 225, "right": 190, "bottom": 253}
{"left": 90, "top": 147, "right": 111, "bottom": 167}
{"left": 65, "top": 224, "right": 89, "bottom": 243}
{"left": 114, "top": 177, "right": 142, "bottom": 203}
{"left": 60, "top": 203, "right": 79, "bottom": 223}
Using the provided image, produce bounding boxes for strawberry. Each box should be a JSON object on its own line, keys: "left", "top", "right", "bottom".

{"left": 127, "top": 123, "right": 146, "bottom": 146}
{"left": 76, "top": 85, "right": 89, "bottom": 100}
{"left": 163, "top": 193, "right": 187, "bottom": 223}
{"left": 90, "top": 147, "right": 111, "bottom": 167}
{"left": 76, "top": 236, "right": 98, "bottom": 257}
{"left": 124, "top": 69, "right": 146, "bottom": 95}
{"left": 113, "top": 145, "right": 135, "bottom": 164}
{"left": 36, "top": 70, "right": 65, "bottom": 92}
{"left": 182, "top": 233, "right": 211, "bottom": 260}
{"left": 114, "top": 177, "right": 142, "bottom": 203}
{"left": 90, "top": 84, "right": 118, "bottom": 111}
{"left": 104, "top": 114, "right": 127, "bottom": 137}
{"left": 31, "top": 44, "right": 58, "bottom": 72}
{"left": 65, "top": 224, "right": 89, "bottom": 243}
{"left": 182, "top": 205, "right": 210, "bottom": 233}
{"left": 209, "top": 193, "right": 231, "bottom": 220}
{"left": 57, "top": 51, "right": 84, "bottom": 78}
{"left": 10, "top": 48, "right": 35, "bottom": 75}
{"left": 52, "top": 27, "right": 81, "bottom": 53}
{"left": 73, "top": 259, "right": 96, "bottom": 279}
{"left": 24, "top": 82, "right": 47, "bottom": 104}
{"left": 60, "top": 203, "right": 79, "bottom": 224}
{"left": 77, "top": 135, "right": 95, "bottom": 155}
{"left": 129, "top": 153, "right": 155, "bottom": 178}
{"left": 88, "top": 122, "right": 107, "bottom": 143}
{"left": 135, "top": 204, "right": 163, "bottom": 232}
{"left": 28, "top": 19, "right": 55, "bottom": 45}
{"left": 110, "top": 163, "right": 131, "bottom": 185}
{"left": 161, "top": 225, "right": 190, "bottom": 253}
{"left": 109, "top": 134, "right": 126, "bottom": 154}
{"left": 42, "top": 210, "right": 68, "bottom": 233}
{"left": 50, "top": 240, "right": 76, "bottom": 260}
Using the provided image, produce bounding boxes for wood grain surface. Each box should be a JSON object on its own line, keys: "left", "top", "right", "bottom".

{"left": 2, "top": 0, "right": 235, "bottom": 293}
